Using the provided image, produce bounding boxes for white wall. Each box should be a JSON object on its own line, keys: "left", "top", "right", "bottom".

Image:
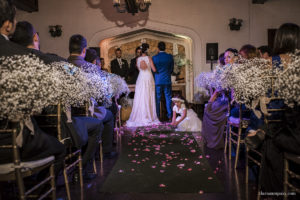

{"left": 16, "top": 0, "right": 300, "bottom": 78}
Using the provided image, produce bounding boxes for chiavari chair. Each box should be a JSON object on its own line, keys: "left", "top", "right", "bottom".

{"left": 0, "top": 122, "right": 56, "bottom": 200}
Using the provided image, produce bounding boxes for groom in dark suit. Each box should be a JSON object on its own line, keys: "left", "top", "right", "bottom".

{"left": 110, "top": 48, "right": 129, "bottom": 82}
{"left": 152, "top": 41, "right": 174, "bottom": 121}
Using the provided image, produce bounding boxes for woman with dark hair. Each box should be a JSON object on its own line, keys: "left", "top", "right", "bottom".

{"left": 247, "top": 23, "right": 300, "bottom": 196}
{"left": 224, "top": 48, "right": 238, "bottom": 66}
{"left": 218, "top": 53, "right": 225, "bottom": 66}
{"left": 126, "top": 43, "right": 160, "bottom": 127}
{"left": 273, "top": 23, "right": 300, "bottom": 55}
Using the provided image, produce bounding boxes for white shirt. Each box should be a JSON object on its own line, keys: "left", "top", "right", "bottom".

{"left": 1, "top": 34, "right": 9, "bottom": 40}
{"left": 117, "top": 58, "right": 123, "bottom": 67}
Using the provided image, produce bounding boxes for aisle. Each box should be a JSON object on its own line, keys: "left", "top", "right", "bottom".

{"left": 99, "top": 125, "right": 223, "bottom": 194}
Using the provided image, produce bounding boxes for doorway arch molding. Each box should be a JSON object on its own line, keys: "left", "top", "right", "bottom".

{"left": 89, "top": 20, "right": 202, "bottom": 101}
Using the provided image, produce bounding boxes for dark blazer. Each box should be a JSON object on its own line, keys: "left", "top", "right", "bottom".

{"left": 110, "top": 58, "right": 129, "bottom": 82}
{"left": 152, "top": 52, "right": 174, "bottom": 85}
{"left": 128, "top": 56, "right": 139, "bottom": 84}
{"left": 0, "top": 34, "right": 30, "bottom": 57}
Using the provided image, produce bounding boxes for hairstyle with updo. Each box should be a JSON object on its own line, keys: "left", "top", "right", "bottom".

{"left": 141, "top": 43, "right": 149, "bottom": 54}
{"left": 225, "top": 48, "right": 239, "bottom": 56}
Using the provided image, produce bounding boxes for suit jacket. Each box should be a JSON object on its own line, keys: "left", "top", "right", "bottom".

{"left": 67, "top": 55, "right": 107, "bottom": 120}
{"left": 128, "top": 57, "right": 139, "bottom": 84}
{"left": 0, "top": 35, "right": 66, "bottom": 64}
{"left": 110, "top": 58, "right": 129, "bottom": 82}
{"left": 152, "top": 52, "right": 174, "bottom": 85}
{"left": 0, "top": 34, "right": 30, "bottom": 57}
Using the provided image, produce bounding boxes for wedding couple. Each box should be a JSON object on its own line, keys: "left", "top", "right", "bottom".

{"left": 126, "top": 42, "right": 174, "bottom": 127}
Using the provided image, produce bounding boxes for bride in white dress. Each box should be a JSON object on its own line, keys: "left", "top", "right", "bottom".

{"left": 126, "top": 43, "right": 160, "bottom": 127}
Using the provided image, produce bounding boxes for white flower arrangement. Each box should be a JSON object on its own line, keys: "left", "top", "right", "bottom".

{"left": 274, "top": 52, "right": 300, "bottom": 107}
{"left": 0, "top": 55, "right": 60, "bottom": 120}
{"left": 0, "top": 55, "right": 130, "bottom": 120}
{"left": 220, "top": 58, "right": 274, "bottom": 107}
{"left": 78, "top": 62, "right": 130, "bottom": 99}
{"left": 195, "top": 53, "right": 300, "bottom": 111}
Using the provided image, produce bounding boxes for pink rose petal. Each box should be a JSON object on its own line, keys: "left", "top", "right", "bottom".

{"left": 208, "top": 177, "right": 213, "bottom": 180}
{"left": 198, "top": 190, "right": 204, "bottom": 194}
{"left": 159, "top": 184, "right": 166, "bottom": 188}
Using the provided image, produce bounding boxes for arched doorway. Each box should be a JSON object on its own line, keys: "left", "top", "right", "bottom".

{"left": 89, "top": 20, "right": 202, "bottom": 101}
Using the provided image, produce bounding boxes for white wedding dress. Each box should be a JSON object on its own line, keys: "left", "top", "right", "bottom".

{"left": 126, "top": 56, "right": 160, "bottom": 127}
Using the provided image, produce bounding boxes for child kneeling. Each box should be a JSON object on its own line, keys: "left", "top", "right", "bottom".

{"left": 171, "top": 95, "right": 202, "bottom": 132}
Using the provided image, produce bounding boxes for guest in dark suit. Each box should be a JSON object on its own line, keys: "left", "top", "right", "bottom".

{"left": 128, "top": 46, "right": 142, "bottom": 84}
{"left": 152, "top": 41, "right": 174, "bottom": 120}
{"left": 68, "top": 34, "right": 117, "bottom": 159}
{"left": 0, "top": 2, "right": 65, "bottom": 176}
{"left": 110, "top": 48, "right": 129, "bottom": 82}
{"left": 10, "top": 22, "right": 104, "bottom": 180}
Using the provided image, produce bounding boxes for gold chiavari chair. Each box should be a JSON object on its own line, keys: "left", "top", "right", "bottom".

{"left": 0, "top": 122, "right": 56, "bottom": 200}
{"left": 284, "top": 152, "right": 300, "bottom": 200}
{"left": 35, "top": 103, "right": 83, "bottom": 200}
{"left": 224, "top": 100, "right": 231, "bottom": 155}
{"left": 114, "top": 105, "right": 122, "bottom": 152}
{"left": 228, "top": 104, "right": 250, "bottom": 169}
{"left": 245, "top": 76, "right": 285, "bottom": 200}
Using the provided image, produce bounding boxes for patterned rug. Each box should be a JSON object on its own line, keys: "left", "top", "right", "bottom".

{"left": 99, "top": 125, "right": 223, "bottom": 194}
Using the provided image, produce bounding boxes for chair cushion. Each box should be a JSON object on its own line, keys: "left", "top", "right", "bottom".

{"left": 0, "top": 156, "right": 54, "bottom": 174}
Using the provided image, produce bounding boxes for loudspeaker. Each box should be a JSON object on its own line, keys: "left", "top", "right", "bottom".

{"left": 89, "top": 47, "right": 100, "bottom": 57}
{"left": 206, "top": 43, "right": 218, "bottom": 61}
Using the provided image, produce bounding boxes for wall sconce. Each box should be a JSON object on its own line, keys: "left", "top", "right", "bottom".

{"left": 113, "top": 0, "right": 151, "bottom": 15}
{"left": 49, "top": 25, "right": 62, "bottom": 37}
{"left": 229, "top": 18, "right": 243, "bottom": 31}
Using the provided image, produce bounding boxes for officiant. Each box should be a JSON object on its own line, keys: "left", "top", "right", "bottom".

{"left": 128, "top": 46, "right": 142, "bottom": 84}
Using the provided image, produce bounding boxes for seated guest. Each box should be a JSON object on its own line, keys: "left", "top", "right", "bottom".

{"left": 10, "top": 21, "right": 66, "bottom": 63}
{"left": 100, "top": 57, "right": 109, "bottom": 72}
{"left": 202, "top": 48, "right": 238, "bottom": 149}
{"left": 0, "top": 1, "right": 30, "bottom": 57}
{"left": 110, "top": 48, "right": 129, "bottom": 82}
{"left": 246, "top": 23, "right": 300, "bottom": 195}
{"left": 258, "top": 45, "right": 271, "bottom": 59}
{"left": 68, "top": 34, "right": 117, "bottom": 159}
{"left": 202, "top": 89, "right": 228, "bottom": 149}
{"left": 229, "top": 44, "right": 257, "bottom": 119}
{"left": 10, "top": 21, "right": 103, "bottom": 180}
{"left": 85, "top": 48, "right": 98, "bottom": 65}
{"left": 239, "top": 44, "right": 258, "bottom": 59}
{"left": 0, "top": 2, "right": 65, "bottom": 176}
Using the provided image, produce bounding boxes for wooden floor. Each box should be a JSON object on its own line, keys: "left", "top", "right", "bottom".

{"left": 54, "top": 128, "right": 259, "bottom": 200}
